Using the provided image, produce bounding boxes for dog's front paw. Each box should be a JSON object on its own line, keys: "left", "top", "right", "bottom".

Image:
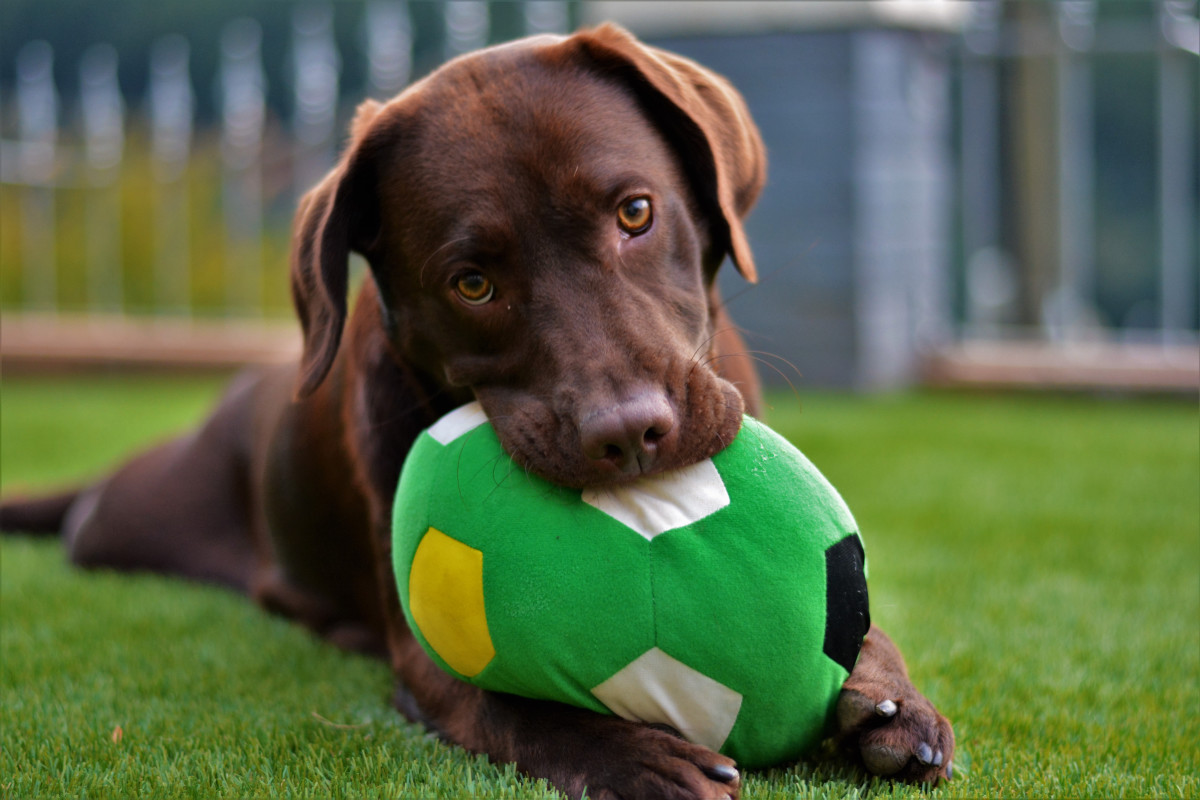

{"left": 835, "top": 685, "right": 955, "bottom": 785}
{"left": 574, "top": 722, "right": 741, "bottom": 800}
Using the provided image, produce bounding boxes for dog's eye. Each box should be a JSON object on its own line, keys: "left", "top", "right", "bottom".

{"left": 617, "top": 196, "right": 653, "bottom": 234}
{"left": 455, "top": 272, "right": 494, "bottom": 305}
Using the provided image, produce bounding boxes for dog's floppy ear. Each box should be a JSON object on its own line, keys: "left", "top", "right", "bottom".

{"left": 290, "top": 99, "right": 386, "bottom": 398}
{"left": 575, "top": 23, "right": 766, "bottom": 282}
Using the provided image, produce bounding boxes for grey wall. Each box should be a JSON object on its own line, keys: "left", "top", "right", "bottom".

{"left": 648, "top": 30, "right": 953, "bottom": 389}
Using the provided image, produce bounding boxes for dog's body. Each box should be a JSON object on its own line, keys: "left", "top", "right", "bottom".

{"left": 1, "top": 26, "right": 952, "bottom": 798}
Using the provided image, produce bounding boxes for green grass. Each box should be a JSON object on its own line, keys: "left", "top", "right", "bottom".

{"left": 2, "top": 375, "right": 1198, "bottom": 798}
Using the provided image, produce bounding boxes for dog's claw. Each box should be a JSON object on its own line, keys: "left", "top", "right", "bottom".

{"left": 705, "top": 764, "right": 740, "bottom": 785}
{"left": 836, "top": 629, "right": 954, "bottom": 786}
{"left": 946, "top": 761, "right": 954, "bottom": 779}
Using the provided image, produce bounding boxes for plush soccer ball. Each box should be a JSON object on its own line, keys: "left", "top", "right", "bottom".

{"left": 391, "top": 403, "right": 869, "bottom": 768}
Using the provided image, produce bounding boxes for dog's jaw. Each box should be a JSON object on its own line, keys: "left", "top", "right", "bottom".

{"left": 477, "top": 362, "right": 745, "bottom": 490}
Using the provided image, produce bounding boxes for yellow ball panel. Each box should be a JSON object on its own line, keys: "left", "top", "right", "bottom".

{"left": 408, "top": 527, "right": 495, "bottom": 677}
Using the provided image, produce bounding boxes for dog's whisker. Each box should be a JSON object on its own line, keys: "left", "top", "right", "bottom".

{"left": 455, "top": 417, "right": 522, "bottom": 502}
{"left": 689, "top": 328, "right": 725, "bottom": 365}
{"left": 418, "top": 236, "right": 470, "bottom": 289}
{"left": 700, "top": 350, "right": 803, "bottom": 408}
{"left": 354, "top": 386, "right": 466, "bottom": 433}
{"left": 685, "top": 325, "right": 744, "bottom": 384}
{"left": 737, "top": 350, "right": 805, "bottom": 402}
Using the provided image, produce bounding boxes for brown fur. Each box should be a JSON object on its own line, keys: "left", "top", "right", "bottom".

{"left": 1, "top": 25, "right": 951, "bottom": 797}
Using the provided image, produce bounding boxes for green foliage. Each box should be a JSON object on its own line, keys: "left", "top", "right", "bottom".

{"left": 2, "top": 378, "right": 1198, "bottom": 798}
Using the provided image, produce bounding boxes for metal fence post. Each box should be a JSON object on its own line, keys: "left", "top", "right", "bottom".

{"left": 364, "top": 1, "right": 413, "bottom": 99}
{"left": 220, "top": 18, "right": 266, "bottom": 316}
{"left": 444, "top": 1, "right": 489, "bottom": 61}
{"left": 149, "top": 35, "right": 193, "bottom": 315}
{"left": 523, "top": 0, "right": 568, "bottom": 35}
{"left": 292, "top": 3, "right": 340, "bottom": 199}
{"left": 16, "top": 40, "right": 58, "bottom": 312}
{"left": 80, "top": 43, "right": 125, "bottom": 314}
{"left": 1051, "top": 0, "right": 1098, "bottom": 341}
{"left": 961, "top": 1, "right": 1017, "bottom": 336}
{"left": 1157, "top": 0, "right": 1199, "bottom": 343}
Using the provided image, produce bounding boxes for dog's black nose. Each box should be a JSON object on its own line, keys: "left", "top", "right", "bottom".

{"left": 580, "top": 392, "right": 676, "bottom": 476}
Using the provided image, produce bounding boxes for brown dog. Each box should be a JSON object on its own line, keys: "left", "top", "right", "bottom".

{"left": 1, "top": 25, "right": 952, "bottom": 798}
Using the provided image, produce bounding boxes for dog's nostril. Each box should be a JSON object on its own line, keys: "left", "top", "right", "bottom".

{"left": 580, "top": 392, "right": 676, "bottom": 474}
{"left": 600, "top": 427, "right": 660, "bottom": 465}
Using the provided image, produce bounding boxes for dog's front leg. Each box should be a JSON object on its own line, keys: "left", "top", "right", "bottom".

{"left": 391, "top": 634, "right": 742, "bottom": 800}
{"left": 834, "top": 624, "right": 955, "bottom": 784}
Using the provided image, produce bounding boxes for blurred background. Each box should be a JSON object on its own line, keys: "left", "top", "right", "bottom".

{"left": 1, "top": 0, "right": 1197, "bottom": 393}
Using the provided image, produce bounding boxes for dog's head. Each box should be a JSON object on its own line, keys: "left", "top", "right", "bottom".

{"left": 290, "top": 24, "right": 765, "bottom": 488}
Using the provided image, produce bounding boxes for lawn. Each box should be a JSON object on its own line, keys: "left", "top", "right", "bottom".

{"left": 2, "top": 374, "right": 1197, "bottom": 799}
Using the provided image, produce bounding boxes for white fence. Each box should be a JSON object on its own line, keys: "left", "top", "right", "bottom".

{"left": 0, "top": 0, "right": 570, "bottom": 320}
